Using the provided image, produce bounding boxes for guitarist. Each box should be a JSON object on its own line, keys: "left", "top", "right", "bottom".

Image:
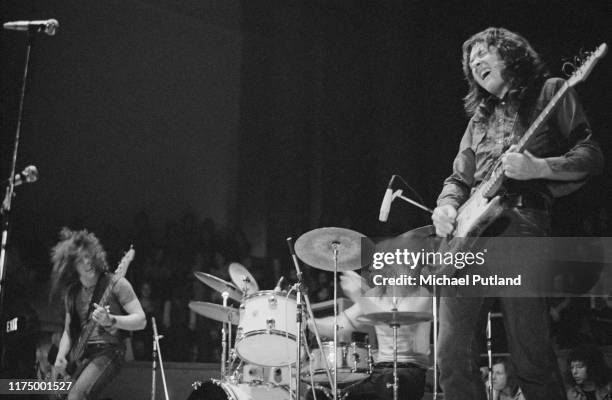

{"left": 50, "top": 228, "right": 146, "bottom": 399}
{"left": 431, "top": 28, "right": 603, "bottom": 400}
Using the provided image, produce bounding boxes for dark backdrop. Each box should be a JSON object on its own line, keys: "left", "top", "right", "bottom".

{"left": 1, "top": 0, "right": 611, "bottom": 263}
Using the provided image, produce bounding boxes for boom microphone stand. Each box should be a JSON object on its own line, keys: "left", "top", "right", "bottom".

{"left": 0, "top": 22, "right": 52, "bottom": 369}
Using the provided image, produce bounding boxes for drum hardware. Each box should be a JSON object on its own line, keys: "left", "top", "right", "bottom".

{"left": 229, "top": 262, "right": 259, "bottom": 297}
{"left": 433, "top": 285, "right": 439, "bottom": 400}
{"left": 234, "top": 290, "right": 298, "bottom": 366}
{"left": 193, "top": 271, "right": 243, "bottom": 302}
{"left": 357, "top": 310, "right": 433, "bottom": 400}
{"left": 187, "top": 302, "right": 240, "bottom": 325}
{"left": 294, "top": 228, "right": 373, "bottom": 400}
{"left": 222, "top": 291, "right": 230, "bottom": 377}
{"left": 188, "top": 378, "right": 292, "bottom": 400}
{"left": 301, "top": 341, "right": 372, "bottom": 385}
{"left": 151, "top": 317, "right": 170, "bottom": 400}
{"left": 287, "top": 237, "right": 331, "bottom": 400}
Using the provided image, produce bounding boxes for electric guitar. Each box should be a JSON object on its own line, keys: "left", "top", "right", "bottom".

{"left": 425, "top": 43, "right": 607, "bottom": 275}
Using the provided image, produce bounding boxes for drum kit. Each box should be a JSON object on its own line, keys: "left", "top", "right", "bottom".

{"left": 188, "top": 227, "right": 434, "bottom": 400}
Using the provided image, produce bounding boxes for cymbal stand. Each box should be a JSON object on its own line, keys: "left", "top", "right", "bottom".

{"left": 151, "top": 317, "right": 170, "bottom": 400}
{"left": 486, "top": 311, "right": 493, "bottom": 400}
{"left": 433, "top": 285, "right": 438, "bottom": 400}
{"left": 287, "top": 237, "right": 334, "bottom": 397}
{"left": 241, "top": 276, "right": 251, "bottom": 296}
{"left": 221, "top": 291, "right": 229, "bottom": 377}
{"left": 332, "top": 242, "right": 340, "bottom": 400}
{"left": 387, "top": 306, "right": 399, "bottom": 400}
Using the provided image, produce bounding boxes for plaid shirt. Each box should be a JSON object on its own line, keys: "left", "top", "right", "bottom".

{"left": 437, "top": 77, "right": 603, "bottom": 209}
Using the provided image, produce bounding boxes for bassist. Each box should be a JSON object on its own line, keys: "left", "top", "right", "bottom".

{"left": 50, "top": 228, "right": 146, "bottom": 399}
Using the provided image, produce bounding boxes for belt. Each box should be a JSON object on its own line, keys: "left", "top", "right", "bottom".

{"left": 373, "top": 362, "right": 425, "bottom": 370}
{"left": 504, "top": 193, "right": 551, "bottom": 212}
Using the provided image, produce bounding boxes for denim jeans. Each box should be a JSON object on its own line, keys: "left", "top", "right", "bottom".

{"left": 68, "top": 344, "right": 125, "bottom": 400}
{"left": 438, "top": 207, "right": 566, "bottom": 400}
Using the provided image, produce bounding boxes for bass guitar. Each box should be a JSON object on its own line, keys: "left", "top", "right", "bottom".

{"left": 62, "top": 247, "right": 135, "bottom": 379}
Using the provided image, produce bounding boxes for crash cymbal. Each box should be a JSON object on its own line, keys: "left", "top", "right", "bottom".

{"left": 228, "top": 262, "right": 259, "bottom": 295}
{"left": 294, "top": 227, "right": 372, "bottom": 271}
{"left": 194, "top": 271, "right": 243, "bottom": 302}
{"left": 189, "top": 301, "right": 240, "bottom": 325}
{"left": 356, "top": 311, "right": 433, "bottom": 327}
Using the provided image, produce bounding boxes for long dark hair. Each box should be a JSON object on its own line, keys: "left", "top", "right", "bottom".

{"left": 461, "top": 27, "right": 550, "bottom": 118}
{"left": 50, "top": 228, "right": 109, "bottom": 338}
{"left": 567, "top": 344, "right": 611, "bottom": 387}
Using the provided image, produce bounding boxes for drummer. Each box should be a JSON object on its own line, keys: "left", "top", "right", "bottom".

{"left": 308, "top": 268, "right": 431, "bottom": 400}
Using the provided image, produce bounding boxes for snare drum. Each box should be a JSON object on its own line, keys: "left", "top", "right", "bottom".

{"left": 302, "top": 341, "right": 372, "bottom": 385}
{"left": 235, "top": 290, "right": 297, "bottom": 366}
{"left": 188, "top": 379, "right": 292, "bottom": 400}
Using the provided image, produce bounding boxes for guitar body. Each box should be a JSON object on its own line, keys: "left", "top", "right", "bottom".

{"left": 64, "top": 356, "right": 87, "bottom": 380}
{"left": 420, "top": 194, "right": 505, "bottom": 276}
{"left": 454, "top": 193, "right": 504, "bottom": 238}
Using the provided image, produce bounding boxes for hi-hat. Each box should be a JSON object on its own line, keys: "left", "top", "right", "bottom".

{"left": 294, "top": 227, "right": 372, "bottom": 271}
{"left": 357, "top": 311, "right": 433, "bottom": 327}
{"left": 228, "top": 262, "right": 259, "bottom": 295}
{"left": 194, "top": 271, "right": 242, "bottom": 302}
{"left": 189, "top": 301, "right": 240, "bottom": 325}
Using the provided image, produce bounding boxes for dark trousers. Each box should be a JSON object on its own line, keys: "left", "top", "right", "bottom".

{"left": 306, "top": 364, "right": 426, "bottom": 400}
{"left": 438, "top": 207, "right": 565, "bottom": 400}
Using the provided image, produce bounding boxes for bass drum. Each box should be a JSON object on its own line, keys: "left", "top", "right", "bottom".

{"left": 187, "top": 379, "right": 292, "bottom": 400}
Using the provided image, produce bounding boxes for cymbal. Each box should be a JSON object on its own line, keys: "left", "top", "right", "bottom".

{"left": 194, "top": 271, "right": 243, "bottom": 302}
{"left": 229, "top": 262, "right": 259, "bottom": 295}
{"left": 357, "top": 311, "right": 433, "bottom": 327}
{"left": 189, "top": 301, "right": 240, "bottom": 325}
{"left": 294, "top": 227, "right": 373, "bottom": 271}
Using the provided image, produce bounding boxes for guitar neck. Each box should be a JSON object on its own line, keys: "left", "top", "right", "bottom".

{"left": 479, "top": 81, "right": 570, "bottom": 198}
{"left": 68, "top": 276, "right": 117, "bottom": 360}
{"left": 515, "top": 81, "right": 569, "bottom": 152}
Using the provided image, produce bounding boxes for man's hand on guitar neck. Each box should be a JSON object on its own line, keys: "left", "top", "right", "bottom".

{"left": 432, "top": 204, "right": 457, "bottom": 237}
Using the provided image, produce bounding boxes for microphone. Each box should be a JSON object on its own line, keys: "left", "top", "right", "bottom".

{"left": 13, "top": 165, "right": 38, "bottom": 187}
{"left": 3, "top": 19, "right": 59, "bottom": 36}
{"left": 378, "top": 175, "right": 396, "bottom": 222}
{"left": 274, "top": 276, "right": 284, "bottom": 293}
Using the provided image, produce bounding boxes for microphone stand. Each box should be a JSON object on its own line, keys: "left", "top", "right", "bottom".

{"left": 391, "top": 190, "right": 434, "bottom": 214}
{"left": 151, "top": 317, "right": 170, "bottom": 400}
{"left": 0, "top": 29, "right": 36, "bottom": 369}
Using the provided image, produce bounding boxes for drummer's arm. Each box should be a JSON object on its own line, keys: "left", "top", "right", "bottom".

{"left": 308, "top": 303, "right": 365, "bottom": 338}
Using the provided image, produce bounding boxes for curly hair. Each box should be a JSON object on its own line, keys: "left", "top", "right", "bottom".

{"left": 50, "top": 227, "right": 109, "bottom": 298}
{"left": 461, "top": 27, "right": 550, "bottom": 117}
{"left": 567, "top": 344, "right": 611, "bottom": 387}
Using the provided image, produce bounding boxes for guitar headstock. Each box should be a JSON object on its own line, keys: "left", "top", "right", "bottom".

{"left": 114, "top": 246, "right": 135, "bottom": 279}
{"left": 567, "top": 43, "right": 608, "bottom": 87}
